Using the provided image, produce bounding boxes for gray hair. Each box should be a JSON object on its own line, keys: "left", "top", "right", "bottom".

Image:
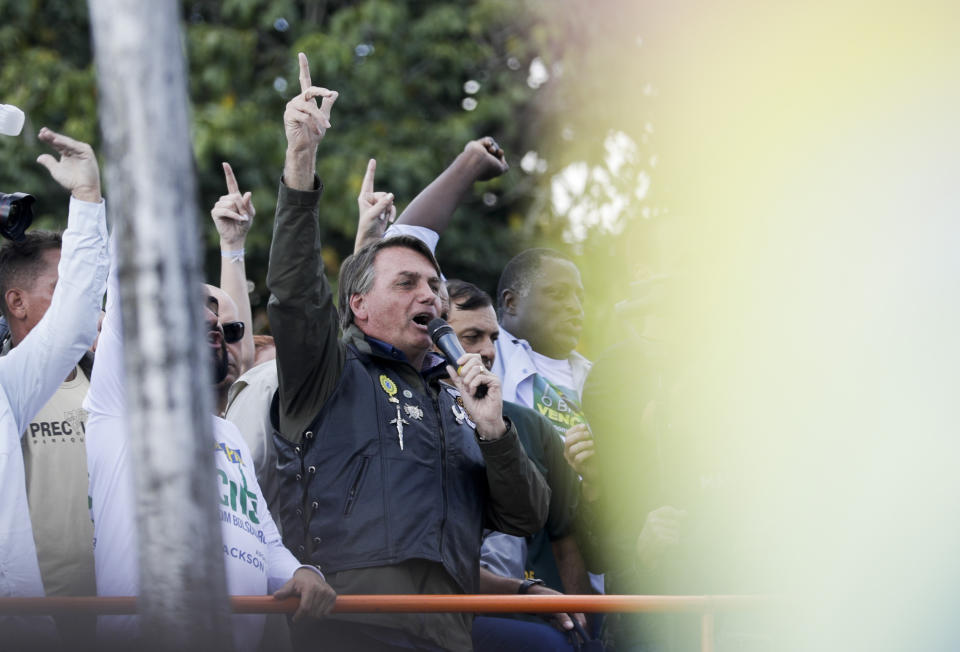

{"left": 338, "top": 235, "right": 442, "bottom": 331}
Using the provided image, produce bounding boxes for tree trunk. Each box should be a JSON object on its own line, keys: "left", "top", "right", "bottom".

{"left": 86, "top": 1, "right": 233, "bottom": 650}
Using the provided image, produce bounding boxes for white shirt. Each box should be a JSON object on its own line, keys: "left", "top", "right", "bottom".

{"left": 84, "top": 239, "right": 308, "bottom": 652}
{"left": 479, "top": 529, "right": 527, "bottom": 580}
{"left": 491, "top": 326, "right": 592, "bottom": 412}
{"left": 0, "top": 197, "right": 108, "bottom": 634}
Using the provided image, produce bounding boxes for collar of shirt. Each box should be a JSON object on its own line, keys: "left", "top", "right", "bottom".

{"left": 494, "top": 326, "right": 593, "bottom": 405}
{"left": 363, "top": 334, "right": 447, "bottom": 376}
{"left": 498, "top": 325, "right": 530, "bottom": 352}
{"left": 492, "top": 326, "right": 537, "bottom": 406}
{"left": 225, "top": 359, "right": 278, "bottom": 411}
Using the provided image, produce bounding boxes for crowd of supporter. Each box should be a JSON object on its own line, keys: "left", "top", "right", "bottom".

{"left": 0, "top": 52, "right": 721, "bottom": 652}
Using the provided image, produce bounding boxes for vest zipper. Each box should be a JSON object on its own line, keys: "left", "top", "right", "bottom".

{"left": 431, "top": 394, "right": 448, "bottom": 564}
{"left": 343, "top": 456, "right": 370, "bottom": 516}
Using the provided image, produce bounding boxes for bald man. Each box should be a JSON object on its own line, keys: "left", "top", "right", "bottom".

{"left": 205, "top": 284, "right": 246, "bottom": 416}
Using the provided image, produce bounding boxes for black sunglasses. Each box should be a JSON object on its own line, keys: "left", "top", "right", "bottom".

{"left": 222, "top": 321, "right": 245, "bottom": 344}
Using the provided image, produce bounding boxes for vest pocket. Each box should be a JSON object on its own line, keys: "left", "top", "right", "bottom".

{"left": 343, "top": 456, "right": 371, "bottom": 516}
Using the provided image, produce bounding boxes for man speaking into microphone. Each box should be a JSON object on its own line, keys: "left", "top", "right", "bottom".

{"left": 265, "top": 52, "right": 548, "bottom": 652}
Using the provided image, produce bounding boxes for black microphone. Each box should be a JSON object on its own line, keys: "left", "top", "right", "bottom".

{"left": 428, "top": 317, "right": 488, "bottom": 399}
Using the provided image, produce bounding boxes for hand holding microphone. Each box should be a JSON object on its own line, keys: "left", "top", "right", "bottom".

{"left": 428, "top": 318, "right": 488, "bottom": 399}
{"left": 430, "top": 318, "right": 508, "bottom": 440}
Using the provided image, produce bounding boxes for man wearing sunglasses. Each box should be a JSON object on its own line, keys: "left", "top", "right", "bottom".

{"left": 222, "top": 319, "right": 245, "bottom": 347}
{"left": 205, "top": 283, "right": 248, "bottom": 416}
{"left": 84, "top": 237, "right": 336, "bottom": 651}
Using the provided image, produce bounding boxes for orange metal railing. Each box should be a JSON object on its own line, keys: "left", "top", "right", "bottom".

{"left": 0, "top": 593, "right": 764, "bottom": 615}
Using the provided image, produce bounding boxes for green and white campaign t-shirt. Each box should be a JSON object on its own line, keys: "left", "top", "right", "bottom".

{"left": 523, "top": 350, "right": 587, "bottom": 438}
{"left": 86, "top": 411, "right": 298, "bottom": 650}
{"left": 84, "top": 239, "right": 307, "bottom": 651}
{"left": 492, "top": 327, "right": 592, "bottom": 440}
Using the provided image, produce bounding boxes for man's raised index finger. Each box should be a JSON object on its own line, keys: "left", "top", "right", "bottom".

{"left": 298, "top": 52, "right": 312, "bottom": 94}
{"left": 361, "top": 159, "right": 376, "bottom": 194}
{"left": 222, "top": 162, "right": 240, "bottom": 195}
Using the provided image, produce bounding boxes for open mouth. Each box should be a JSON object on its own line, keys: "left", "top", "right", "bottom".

{"left": 412, "top": 313, "right": 432, "bottom": 329}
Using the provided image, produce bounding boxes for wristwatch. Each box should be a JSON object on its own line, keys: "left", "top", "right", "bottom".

{"left": 517, "top": 578, "right": 546, "bottom": 594}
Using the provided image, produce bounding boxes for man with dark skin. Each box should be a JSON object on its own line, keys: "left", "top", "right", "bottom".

{"left": 499, "top": 254, "right": 585, "bottom": 358}
{"left": 491, "top": 248, "right": 604, "bottom": 633}
{"left": 492, "top": 249, "right": 592, "bottom": 440}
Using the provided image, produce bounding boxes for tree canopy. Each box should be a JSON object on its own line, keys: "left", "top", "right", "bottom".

{"left": 1, "top": 0, "right": 656, "bottom": 357}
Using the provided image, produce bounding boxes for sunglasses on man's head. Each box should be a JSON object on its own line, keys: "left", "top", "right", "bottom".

{"left": 222, "top": 321, "right": 244, "bottom": 344}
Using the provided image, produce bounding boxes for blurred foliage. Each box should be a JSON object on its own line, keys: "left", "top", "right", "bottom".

{"left": 0, "top": 0, "right": 656, "bottom": 356}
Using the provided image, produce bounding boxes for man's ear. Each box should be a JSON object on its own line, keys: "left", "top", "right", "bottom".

{"left": 500, "top": 289, "right": 517, "bottom": 317}
{"left": 4, "top": 288, "right": 26, "bottom": 320}
{"left": 349, "top": 293, "right": 367, "bottom": 323}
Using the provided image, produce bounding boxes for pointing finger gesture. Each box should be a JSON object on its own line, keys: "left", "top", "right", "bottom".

{"left": 284, "top": 52, "right": 339, "bottom": 154}
{"left": 354, "top": 158, "right": 396, "bottom": 252}
{"left": 211, "top": 161, "right": 254, "bottom": 247}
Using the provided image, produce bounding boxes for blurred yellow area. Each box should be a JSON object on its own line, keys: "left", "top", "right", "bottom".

{"left": 558, "top": 1, "right": 960, "bottom": 649}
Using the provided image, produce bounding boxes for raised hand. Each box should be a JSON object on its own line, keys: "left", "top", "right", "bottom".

{"left": 354, "top": 158, "right": 396, "bottom": 253}
{"left": 563, "top": 424, "right": 596, "bottom": 481}
{"left": 463, "top": 136, "right": 508, "bottom": 181}
{"left": 211, "top": 162, "right": 254, "bottom": 248}
{"left": 36, "top": 128, "right": 101, "bottom": 203}
{"left": 284, "top": 52, "right": 338, "bottom": 154}
{"left": 564, "top": 423, "right": 600, "bottom": 501}
{"left": 283, "top": 52, "right": 339, "bottom": 190}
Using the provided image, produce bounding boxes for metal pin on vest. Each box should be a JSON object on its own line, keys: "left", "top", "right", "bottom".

{"left": 390, "top": 404, "right": 409, "bottom": 450}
